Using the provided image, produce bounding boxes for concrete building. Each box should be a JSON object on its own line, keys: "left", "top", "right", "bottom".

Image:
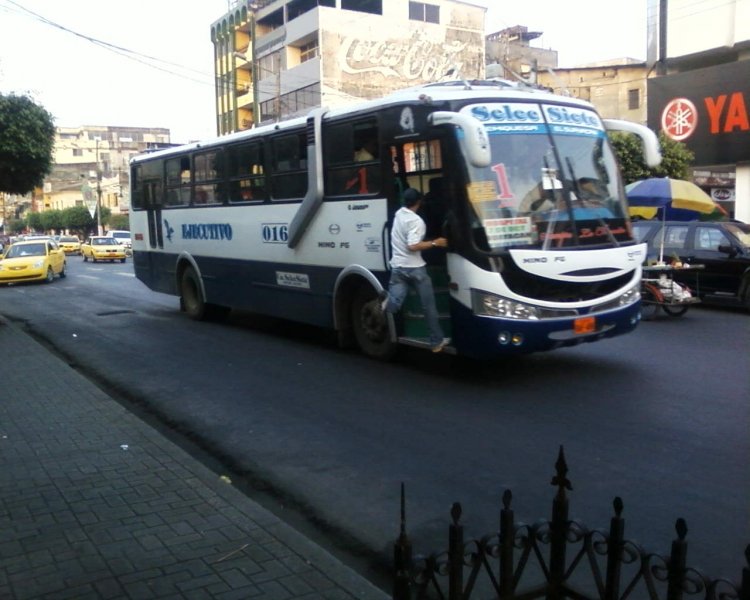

{"left": 211, "top": 0, "right": 486, "bottom": 135}
{"left": 537, "top": 58, "right": 652, "bottom": 124}
{"left": 646, "top": 0, "right": 750, "bottom": 221}
{"left": 42, "top": 126, "right": 171, "bottom": 218}
{"left": 485, "top": 25, "right": 557, "bottom": 84}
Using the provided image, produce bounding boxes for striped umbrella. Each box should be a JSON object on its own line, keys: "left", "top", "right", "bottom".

{"left": 626, "top": 177, "right": 726, "bottom": 220}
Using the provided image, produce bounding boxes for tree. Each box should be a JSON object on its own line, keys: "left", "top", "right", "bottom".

{"left": 0, "top": 93, "right": 56, "bottom": 195}
{"left": 7, "top": 219, "right": 25, "bottom": 234}
{"left": 40, "top": 209, "right": 64, "bottom": 233}
{"left": 62, "top": 206, "right": 93, "bottom": 237}
{"left": 26, "top": 211, "right": 43, "bottom": 232}
{"left": 609, "top": 131, "right": 694, "bottom": 185}
{"left": 108, "top": 214, "right": 130, "bottom": 230}
{"left": 99, "top": 205, "right": 112, "bottom": 230}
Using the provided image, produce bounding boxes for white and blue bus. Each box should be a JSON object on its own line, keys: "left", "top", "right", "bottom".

{"left": 130, "top": 80, "right": 660, "bottom": 360}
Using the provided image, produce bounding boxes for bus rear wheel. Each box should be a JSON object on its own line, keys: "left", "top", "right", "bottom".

{"left": 351, "top": 287, "right": 397, "bottom": 360}
{"left": 180, "top": 267, "right": 230, "bottom": 321}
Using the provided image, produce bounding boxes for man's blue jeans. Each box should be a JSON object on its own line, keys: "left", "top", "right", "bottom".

{"left": 385, "top": 266, "right": 445, "bottom": 347}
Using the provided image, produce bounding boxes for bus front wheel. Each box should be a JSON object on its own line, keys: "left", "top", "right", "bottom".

{"left": 350, "top": 287, "right": 397, "bottom": 360}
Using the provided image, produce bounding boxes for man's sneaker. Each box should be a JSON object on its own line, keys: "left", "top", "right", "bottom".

{"left": 378, "top": 290, "right": 389, "bottom": 312}
{"left": 432, "top": 338, "right": 450, "bottom": 353}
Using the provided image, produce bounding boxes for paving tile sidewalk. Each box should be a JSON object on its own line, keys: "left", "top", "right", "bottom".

{"left": 0, "top": 317, "right": 389, "bottom": 600}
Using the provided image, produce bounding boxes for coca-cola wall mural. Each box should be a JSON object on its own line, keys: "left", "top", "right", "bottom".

{"left": 320, "top": 19, "right": 485, "bottom": 101}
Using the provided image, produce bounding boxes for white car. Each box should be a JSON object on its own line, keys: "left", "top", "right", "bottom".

{"left": 106, "top": 230, "right": 132, "bottom": 252}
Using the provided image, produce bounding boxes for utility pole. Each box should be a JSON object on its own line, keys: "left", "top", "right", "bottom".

{"left": 95, "top": 138, "right": 103, "bottom": 236}
{"left": 275, "top": 56, "right": 281, "bottom": 122}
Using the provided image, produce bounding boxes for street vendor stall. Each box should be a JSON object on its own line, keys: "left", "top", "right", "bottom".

{"left": 640, "top": 263, "right": 704, "bottom": 318}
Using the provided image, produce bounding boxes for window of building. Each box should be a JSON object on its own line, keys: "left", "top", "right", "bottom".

{"left": 270, "top": 132, "right": 307, "bottom": 200}
{"left": 341, "top": 0, "right": 382, "bottom": 15}
{"left": 258, "top": 52, "right": 281, "bottom": 78}
{"left": 628, "top": 88, "right": 640, "bottom": 110}
{"left": 260, "top": 83, "right": 321, "bottom": 122}
{"left": 408, "top": 1, "right": 439, "bottom": 23}
{"left": 73, "top": 149, "right": 83, "bottom": 157}
{"left": 299, "top": 39, "right": 319, "bottom": 63}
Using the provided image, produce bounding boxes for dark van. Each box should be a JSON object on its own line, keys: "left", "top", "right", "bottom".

{"left": 632, "top": 220, "right": 750, "bottom": 310}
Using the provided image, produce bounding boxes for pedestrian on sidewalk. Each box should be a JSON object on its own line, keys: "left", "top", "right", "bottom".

{"left": 380, "top": 187, "right": 450, "bottom": 353}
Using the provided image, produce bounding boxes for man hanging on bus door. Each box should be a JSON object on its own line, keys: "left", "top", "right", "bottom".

{"left": 379, "top": 188, "right": 450, "bottom": 353}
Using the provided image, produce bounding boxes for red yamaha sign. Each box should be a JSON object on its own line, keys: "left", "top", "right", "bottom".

{"left": 648, "top": 61, "right": 750, "bottom": 164}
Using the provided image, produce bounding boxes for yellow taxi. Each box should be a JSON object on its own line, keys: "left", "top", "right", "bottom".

{"left": 58, "top": 235, "right": 82, "bottom": 255}
{"left": 0, "top": 239, "right": 67, "bottom": 284}
{"left": 81, "top": 236, "right": 127, "bottom": 263}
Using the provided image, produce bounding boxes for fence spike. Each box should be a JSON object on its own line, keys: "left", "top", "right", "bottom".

{"left": 400, "top": 482, "right": 406, "bottom": 534}
{"left": 451, "top": 502, "right": 462, "bottom": 525}
{"left": 502, "top": 489, "right": 512, "bottom": 510}
{"left": 551, "top": 445, "right": 572, "bottom": 496}
{"left": 675, "top": 518, "right": 688, "bottom": 540}
{"left": 393, "top": 482, "right": 412, "bottom": 600}
{"left": 613, "top": 496, "right": 624, "bottom": 517}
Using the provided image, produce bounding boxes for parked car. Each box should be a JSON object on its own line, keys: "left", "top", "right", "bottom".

{"left": 0, "top": 239, "right": 67, "bottom": 284}
{"left": 58, "top": 235, "right": 82, "bottom": 255}
{"left": 81, "top": 236, "right": 127, "bottom": 263}
{"left": 632, "top": 220, "right": 750, "bottom": 309}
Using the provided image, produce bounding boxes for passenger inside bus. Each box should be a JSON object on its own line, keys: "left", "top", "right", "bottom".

{"left": 421, "top": 176, "right": 448, "bottom": 239}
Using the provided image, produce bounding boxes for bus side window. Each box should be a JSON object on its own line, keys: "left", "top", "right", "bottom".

{"left": 165, "top": 157, "right": 191, "bottom": 207}
{"left": 227, "top": 142, "right": 266, "bottom": 203}
{"left": 271, "top": 132, "right": 307, "bottom": 200}
{"left": 194, "top": 151, "right": 225, "bottom": 205}
{"left": 323, "top": 119, "right": 380, "bottom": 196}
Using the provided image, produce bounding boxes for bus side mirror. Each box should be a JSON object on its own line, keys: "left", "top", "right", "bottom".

{"left": 429, "top": 111, "right": 491, "bottom": 168}
{"left": 602, "top": 119, "right": 662, "bottom": 168}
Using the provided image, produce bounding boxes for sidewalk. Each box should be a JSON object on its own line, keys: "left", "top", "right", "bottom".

{"left": 0, "top": 317, "right": 389, "bottom": 600}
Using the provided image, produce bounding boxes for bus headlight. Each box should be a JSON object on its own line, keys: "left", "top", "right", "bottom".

{"left": 619, "top": 285, "right": 641, "bottom": 306}
{"left": 472, "top": 290, "right": 539, "bottom": 320}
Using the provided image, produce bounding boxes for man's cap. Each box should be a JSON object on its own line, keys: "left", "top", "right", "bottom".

{"left": 403, "top": 188, "right": 422, "bottom": 206}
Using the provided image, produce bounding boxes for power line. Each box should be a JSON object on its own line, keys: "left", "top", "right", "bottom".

{"left": 0, "top": 0, "right": 214, "bottom": 87}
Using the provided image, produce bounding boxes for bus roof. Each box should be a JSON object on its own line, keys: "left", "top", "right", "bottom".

{"left": 130, "top": 79, "right": 596, "bottom": 165}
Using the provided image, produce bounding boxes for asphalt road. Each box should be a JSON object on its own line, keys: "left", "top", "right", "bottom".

{"left": 1, "top": 256, "right": 748, "bottom": 587}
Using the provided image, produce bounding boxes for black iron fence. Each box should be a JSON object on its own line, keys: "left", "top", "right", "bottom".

{"left": 393, "top": 447, "right": 749, "bottom": 600}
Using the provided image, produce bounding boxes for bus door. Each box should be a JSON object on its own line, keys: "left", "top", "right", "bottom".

{"left": 389, "top": 136, "right": 453, "bottom": 340}
{"left": 144, "top": 179, "right": 164, "bottom": 250}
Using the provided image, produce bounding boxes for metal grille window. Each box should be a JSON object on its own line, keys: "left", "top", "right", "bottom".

{"left": 299, "top": 39, "right": 319, "bottom": 63}
{"left": 408, "top": 1, "right": 439, "bottom": 23}
{"left": 628, "top": 88, "right": 640, "bottom": 110}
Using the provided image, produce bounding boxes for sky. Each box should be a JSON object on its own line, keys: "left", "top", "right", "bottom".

{"left": 0, "top": 0, "right": 648, "bottom": 144}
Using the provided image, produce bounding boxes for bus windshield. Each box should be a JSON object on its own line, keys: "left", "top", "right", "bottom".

{"left": 461, "top": 102, "right": 632, "bottom": 252}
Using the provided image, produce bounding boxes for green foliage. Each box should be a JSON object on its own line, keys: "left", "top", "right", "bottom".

{"left": 609, "top": 131, "right": 694, "bottom": 185}
{"left": 0, "top": 93, "right": 56, "bottom": 195}
{"left": 25, "top": 211, "right": 43, "bottom": 232}
{"left": 7, "top": 219, "right": 25, "bottom": 234}
{"left": 100, "top": 205, "right": 112, "bottom": 227}
{"left": 62, "top": 206, "right": 93, "bottom": 235}
{"left": 40, "top": 209, "right": 64, "bottom": 232}
{"left": 108, "top": 214, "right": 130, "bottom": 230}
